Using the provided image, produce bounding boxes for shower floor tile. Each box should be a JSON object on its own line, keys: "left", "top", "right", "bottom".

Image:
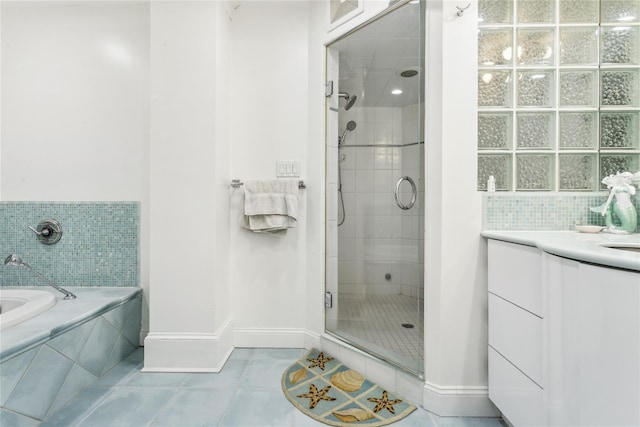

{"left": 334, "top": 293, "right": 424, "bottom": 373}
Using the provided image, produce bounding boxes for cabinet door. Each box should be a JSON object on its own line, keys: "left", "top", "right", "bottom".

{"left": 488, "top": 240, "right": 543, "bottom": 316}
{"left": 544, "top": 253, "right": 581, "bottom": 427}
{"left": 489, "top": 347, "right": 544, "bottom": 427}
{"left": 576, "top": 263, "right": 640, "bottom": 426}
{"left": 489, "top": 294, "right": 543, "bottom": 386}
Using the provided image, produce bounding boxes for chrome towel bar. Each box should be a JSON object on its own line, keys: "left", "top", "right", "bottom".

{"left": 231, "top": 179, "right": 306, "bottom": 189}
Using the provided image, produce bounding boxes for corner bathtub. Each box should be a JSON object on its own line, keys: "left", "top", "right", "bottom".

{"left": 0, "top": 286, "right": 141, "bottom": 423}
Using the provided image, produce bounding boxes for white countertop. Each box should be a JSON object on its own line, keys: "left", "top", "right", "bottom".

{"left": 481, "top": 230, "right": 640, "bottom": 272}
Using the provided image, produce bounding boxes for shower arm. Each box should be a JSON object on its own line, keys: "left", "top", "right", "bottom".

{"left": 20, "top": 261, "right": 76, "bottom": 300}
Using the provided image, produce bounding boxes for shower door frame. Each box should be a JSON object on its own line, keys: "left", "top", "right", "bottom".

{"left": 323, "top": 0, "right": 425, "bottom": 377}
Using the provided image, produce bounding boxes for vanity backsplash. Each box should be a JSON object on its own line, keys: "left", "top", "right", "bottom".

{"left": 483, "top": 193, "right": 640, "bottom": 232}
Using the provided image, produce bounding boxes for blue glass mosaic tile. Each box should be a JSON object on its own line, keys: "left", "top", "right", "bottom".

{"left": 483, "top": 192, "right": 640, "bottom": 231}
{"left": 0, "top": 202, "right": 139, "bottom": 287}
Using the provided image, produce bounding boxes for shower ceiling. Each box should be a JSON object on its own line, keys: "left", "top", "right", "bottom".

{"left": 333, "top": 2, "right": 424, "bottom": 108}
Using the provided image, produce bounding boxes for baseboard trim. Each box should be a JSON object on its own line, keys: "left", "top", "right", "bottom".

{"left": 142, "top": 318, "right": 233, "bottom": 372}
{"left": 423, "top": 381, "right": 500, "bottom": 417}
{"left": 139, "top": 327, "right": 149, "bottom": 346}
{"left": 233, "top": 327, "right": 320, "bottom": 349}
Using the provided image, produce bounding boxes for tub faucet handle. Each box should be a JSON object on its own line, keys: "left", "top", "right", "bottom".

{"left": 28, "top": 219, "right": 63, "bottom": 245}
{"left": 29, "top": 225, "right": 50, "bottom": 236}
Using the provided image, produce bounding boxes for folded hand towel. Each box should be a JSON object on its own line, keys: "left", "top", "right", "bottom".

{"left": 240, "top": 179, "right": 299, "bottom": 234}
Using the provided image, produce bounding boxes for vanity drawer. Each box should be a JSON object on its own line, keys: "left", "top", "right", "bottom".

{"left": 488, "top": 240, "right": 543, "bottom": 317}
{"left": 489, "top": 347, "right": 544, "bottom": 427}
{"left": 488, "top": 293, "right": 543, "bottom": 386}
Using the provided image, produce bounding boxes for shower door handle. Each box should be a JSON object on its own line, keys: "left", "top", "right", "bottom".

{"left": 394, "top": 176, "right": 417, "bottom": 210}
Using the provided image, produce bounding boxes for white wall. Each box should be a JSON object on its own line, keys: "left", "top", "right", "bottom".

{"left": 228, "top": 0, "right": 320, "bottom": 347}
{"left": 1, "top": 2, "right": 149, "bottom": 202}
{"left": 423, "top": 0, "right": 497, "bottom": 416}
{"left": 305, "top": 0, "right": 329, "bottom": 342}
{"left": 0, "top": 0, "right": 151, "bottom": 341}
{"left": 0, "top": 2, "right": 3, "bottom": 196}
{"left": 144, "top": 0, "right": 232, "bottom": 371}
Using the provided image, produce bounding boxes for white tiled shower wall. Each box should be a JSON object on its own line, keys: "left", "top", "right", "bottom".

{"left": 335, "top": 104, "right": 424, "bottom": 298}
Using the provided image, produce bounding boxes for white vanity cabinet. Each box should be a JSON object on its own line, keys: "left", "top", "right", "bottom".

{"left": 545, "top": 253, "right": 640, "bottom": 427}
{"left": 488, "top": 238, "right": 640, "bottom": 427}
{"left": 487, "top": 240, "right": 544, "bottom": 427}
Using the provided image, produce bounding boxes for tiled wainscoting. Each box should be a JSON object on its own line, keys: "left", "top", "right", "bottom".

{"left": 0, "top": 202, "right": 139, "bottom": 287}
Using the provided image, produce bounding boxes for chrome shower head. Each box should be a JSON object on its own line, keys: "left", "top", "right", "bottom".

{"left": 338, "top": 92, "right": 358, "bottom": 111}
{"left": 5, "top": 254, "right": 26, "bottom": 267}
{"left": 345, "top": 94, "right": 357, "bottom": 110}
{"left": 339, "top": 120, "right": 357, "bottom": 145}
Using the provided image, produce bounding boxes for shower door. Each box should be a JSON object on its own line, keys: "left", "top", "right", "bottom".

{"left": 325, "top": 0, "right": 425, "bottom": 376}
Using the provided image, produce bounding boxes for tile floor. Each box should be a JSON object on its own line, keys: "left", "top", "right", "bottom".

{"left": 13, "top": 347, "right": 505, "bottom": 427}
{"left": 336, "top": 294, "right": 424, "bottom": 373}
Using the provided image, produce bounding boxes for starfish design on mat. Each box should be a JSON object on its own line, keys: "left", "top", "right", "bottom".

{"left": 297, "top": 384, "right": 337, "bottom": 409}
{"left": 306, "top": 352, "right": 334, "bottom": 370}
{"left": 367, "top": 390, "right": 403, "bottom": 414}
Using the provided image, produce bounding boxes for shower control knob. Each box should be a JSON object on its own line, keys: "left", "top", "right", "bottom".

{"left": 29, "top": 219, "right": 63, "bottom": 245}
{"left": 385, "top": 273, "right": 391, "bottom": 281}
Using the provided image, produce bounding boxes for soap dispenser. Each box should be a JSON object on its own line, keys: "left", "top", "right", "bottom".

{"left": 487, "top": 176, "right": 496, "bottom": 192}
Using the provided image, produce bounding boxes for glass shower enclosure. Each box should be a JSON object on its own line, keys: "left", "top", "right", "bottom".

{"left": 325, "top": 0, "right": 425, "bottom": 376}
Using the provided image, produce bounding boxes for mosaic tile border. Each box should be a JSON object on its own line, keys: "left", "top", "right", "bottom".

{"left": 483, "top": 192, "right": 640, "bottom": 232}
{"left": 0, "top": 202, "right": 139, "bottom": 287}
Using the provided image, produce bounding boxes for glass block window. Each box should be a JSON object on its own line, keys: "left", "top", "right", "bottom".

{"left": 478, "top": 0, "right": 640, "bottom": 191}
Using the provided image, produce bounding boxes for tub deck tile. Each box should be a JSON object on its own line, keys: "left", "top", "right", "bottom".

{"left": 47, "top": 363, "right": 98, "bottom": 417}
{"left": 47, "top": 318, "right": 95, "bottom": 361}
{"left": 76, "top": 317, "right": 120, "bottom": 377}
{"left": 0, "top": 408, "right": 40, "bottom": 427}
{"left": 0, "top": 347, "right": 38, "bottom": 406}
{"left": 4, "top": 345, "right": 74, "bottom": 420}
{"left": 1, "top": 287, "right": 142, "bottom": 422}
{"left": 0, "top": 287, "right": 141, "bottom": 363}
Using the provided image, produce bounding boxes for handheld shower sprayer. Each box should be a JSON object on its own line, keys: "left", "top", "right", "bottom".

{"left": 339, "top": 121, "right": 357, "bottom": 146}
{"left": 337, "top": 120, "right": 357, "bottom": 227}
{"left": 4, "top": 254, "right": 76, "bottom": 300}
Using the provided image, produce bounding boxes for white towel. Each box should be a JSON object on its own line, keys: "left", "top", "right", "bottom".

{"left": 240, "top": 179, "right": 299, "bottom": 234}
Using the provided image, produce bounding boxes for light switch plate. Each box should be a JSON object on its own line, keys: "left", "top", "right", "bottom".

{"left": 276, "top": 161, "right": 301, "bottom": 177}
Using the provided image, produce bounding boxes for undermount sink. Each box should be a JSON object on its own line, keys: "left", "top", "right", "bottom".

{"left": 599, "top": 243, "right": 640, "bottom": 253}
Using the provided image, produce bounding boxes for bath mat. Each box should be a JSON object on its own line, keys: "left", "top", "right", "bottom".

{"left": 281, "top": 348, "right": 416, "bottom": 426}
